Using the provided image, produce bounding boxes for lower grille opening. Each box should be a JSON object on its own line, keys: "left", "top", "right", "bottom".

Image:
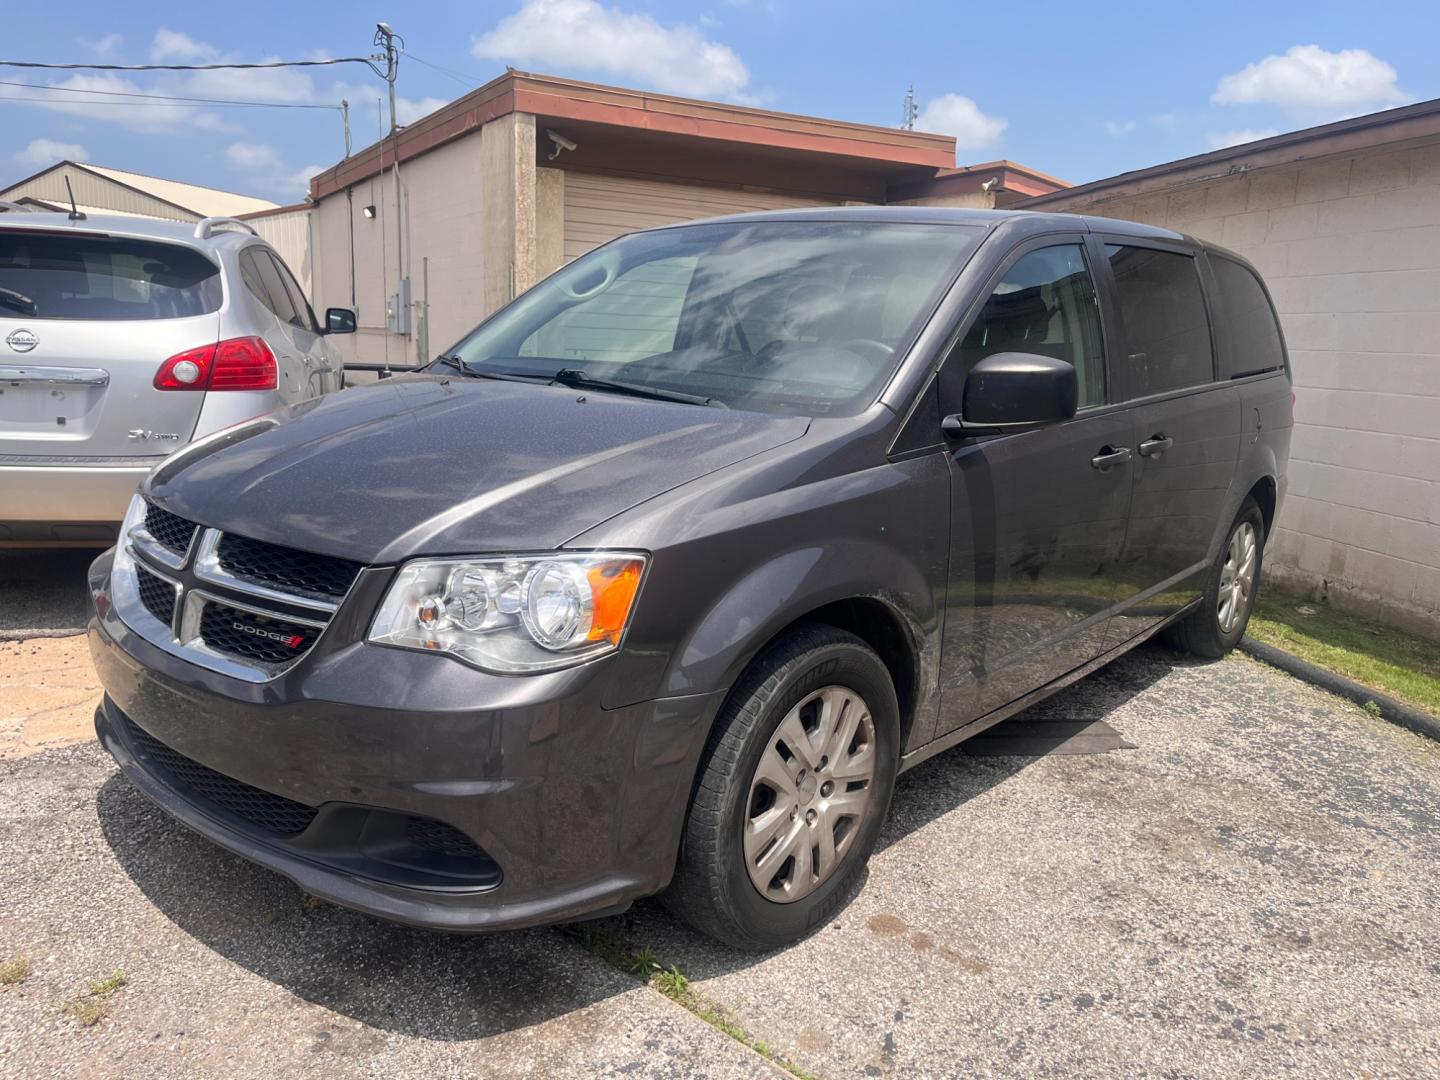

{"left": 119, "top": 710, "right": 319, "bottom": 837}
{"left": 134, "top": 566, "right": 178, "bottom": 628}
{"left": 110, "top": 706, "right": 502, "bottom": 891}
{"left": 199, "top": 603, "right": 320, "bottom": 666}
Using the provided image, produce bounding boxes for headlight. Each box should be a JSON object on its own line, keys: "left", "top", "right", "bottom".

{"left": 368, "top": 552, "right": 647, "bottom": 673}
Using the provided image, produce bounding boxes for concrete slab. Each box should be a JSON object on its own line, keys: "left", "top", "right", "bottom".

{"left": 0, "top": 743, "right": 782, "bottom": 1079}
{"left": 607, "top": 648, "right": 1440, "bottom": 1079}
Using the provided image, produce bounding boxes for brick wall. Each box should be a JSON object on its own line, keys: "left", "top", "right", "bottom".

{"left": 1041, "top": 138, "right": 1440, "bottom": 638}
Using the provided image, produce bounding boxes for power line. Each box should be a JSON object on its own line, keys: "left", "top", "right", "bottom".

{"left": 401, "top": 51, "right": 482, "bottom": 89}
{"left": 0, "top": 57, "right": 380, "bottom": 73}
{"left": 0, "top": 78, "right": 343, "bottom": 110}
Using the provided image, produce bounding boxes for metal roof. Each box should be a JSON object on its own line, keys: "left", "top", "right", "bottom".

{"left": 1024, "top": 96, "right": 1440, "bottom": 210}
{"left": 0, "top": 161, "right": 277, "bottom": 220}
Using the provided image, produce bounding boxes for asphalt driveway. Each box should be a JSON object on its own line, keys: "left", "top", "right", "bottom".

{"left": 2, "top": 644, "right": 1437, "bottom": 1078}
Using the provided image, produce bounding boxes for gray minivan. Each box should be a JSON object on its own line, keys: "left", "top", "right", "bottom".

{"left": 87, "top": 207, "right": 1292, "bottom": 949}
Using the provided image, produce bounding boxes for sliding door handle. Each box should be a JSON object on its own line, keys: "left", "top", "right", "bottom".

{"left": 1090, "top": 445, "right": 1133, "bottom": 471}
{"left": 1138, "top": 433, "right": 1174, "bottom": 457}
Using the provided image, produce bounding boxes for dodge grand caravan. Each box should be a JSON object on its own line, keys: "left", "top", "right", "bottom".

{"left": 88, "top": 208, "right": 1292, "bottom": 949}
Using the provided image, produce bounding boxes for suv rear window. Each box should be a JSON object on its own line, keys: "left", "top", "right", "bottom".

{"left": 0, "top": 232, "right": 222, "bottom": 321}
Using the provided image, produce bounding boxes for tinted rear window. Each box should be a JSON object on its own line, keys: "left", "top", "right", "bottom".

{"left": 0, "top": 232, "right": 221, "bottom": 321}
{"left": 1211, "top": 256, "right": 1286, "bottom": 378}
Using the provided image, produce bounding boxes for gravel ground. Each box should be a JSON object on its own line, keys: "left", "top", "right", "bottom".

{"left": 2, "top": 644, "right": 1438, "bottom": 1078}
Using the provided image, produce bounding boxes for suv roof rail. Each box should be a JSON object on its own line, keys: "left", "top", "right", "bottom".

{"left": 194, "top": 216, "right": 259, "bottom": 240}
{"left": 0, "top": 200, "right": 39, "bottom": 213}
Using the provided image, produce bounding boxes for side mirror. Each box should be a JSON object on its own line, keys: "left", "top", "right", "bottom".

{"left": 324, "top": 307, "right": 357, "bottom": 335}
{"left": 942, "top": 352, "right": 1078, "bottom": 437}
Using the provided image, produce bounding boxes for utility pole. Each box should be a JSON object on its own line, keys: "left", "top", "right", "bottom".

{"left": 341, "top": 98, "right": 352, "bottom": 158}
{"left": 902, "top": 85, "right": 918, "bottom": 131}
{"left": 373, "top": 22, "right": 407, "bottom": 343}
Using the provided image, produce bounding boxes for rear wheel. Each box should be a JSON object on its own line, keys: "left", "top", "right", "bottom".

{"left": 1167, "top": 498, "right": 1264, "bottom": 658}
{"left": 664, "top": 624, "right": 899, "bottom": 950}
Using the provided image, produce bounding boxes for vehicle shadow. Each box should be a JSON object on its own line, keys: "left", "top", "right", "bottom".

{"left": 96, "top": 774, "right": 631, "bottom": 1041}
{"left": 94, "top": 642, "right": 1189, "bottom": 1038}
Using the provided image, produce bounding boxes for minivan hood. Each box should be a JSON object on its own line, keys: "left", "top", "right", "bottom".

{"left": 147, "top": 375, "right": 809, "bottom": 563}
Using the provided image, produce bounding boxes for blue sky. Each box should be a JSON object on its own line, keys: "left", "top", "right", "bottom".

{"left": 4, "top": 0, "right": 1438, "bottom": 203}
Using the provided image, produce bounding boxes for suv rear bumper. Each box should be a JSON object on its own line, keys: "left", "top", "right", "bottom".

{"left": 89, "top": 587, "right": 724, "bottom": 932}
{"left": 0, "top": 460, "right": 161, "bottom": 543}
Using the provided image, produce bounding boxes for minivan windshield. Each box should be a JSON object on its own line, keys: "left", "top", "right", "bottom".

{"left": 446, "top": 220, "right": 985, "bottom": 416}
{"left": 0, "top": 232, "right": 222, "bottom": 321}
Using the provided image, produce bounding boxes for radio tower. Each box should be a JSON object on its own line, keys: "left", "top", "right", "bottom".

{"left": 901, "top": 85, "right": 918, "bottom": 130}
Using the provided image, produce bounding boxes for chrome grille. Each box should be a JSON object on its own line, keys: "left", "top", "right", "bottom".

{"left": 143, "top": 503, "right": 197, "bottom": 556}
{"left": 135, "top": 565, "right": 178, "bottom": 627}
{"left": 114, "top": 495, "right": 359, "bottom": 682}
{"left": 215, "top": 533, "right": 361, "bottom": 600}
{"left": 198, "top": 602, "right": 322, "bottom": 666}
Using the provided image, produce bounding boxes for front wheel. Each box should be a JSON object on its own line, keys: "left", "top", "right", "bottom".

{"left": 1167, "top": 498, "right": 1265, "bottom": 658}
{"left": 663, "top": 624, "right": 900, "bottom": 950}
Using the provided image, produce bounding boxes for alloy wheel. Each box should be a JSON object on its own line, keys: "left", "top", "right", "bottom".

{"left": 742, "top": 685, "right": 877, "bottom": 903}
{"left": 1218, "top": 520, "right": 1258, "bottom": 634}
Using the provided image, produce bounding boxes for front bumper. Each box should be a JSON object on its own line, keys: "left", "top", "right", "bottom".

{"left": 89, "top": 560, "right": 724, "bottom": 932}
{"left": 0, "top": 460, "right": 161, "bottom": 544}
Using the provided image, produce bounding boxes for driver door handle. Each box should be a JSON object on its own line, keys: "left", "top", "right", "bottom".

{"left": 1138, "top": 433, "right": 1174, "bottom": 457}
{"left": 1091, "top": 445, "right": 1133, "bottom": 471}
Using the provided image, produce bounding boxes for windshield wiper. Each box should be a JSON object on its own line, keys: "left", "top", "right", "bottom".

{"left": 548, "top": 368, "right": 726, "bottom": 408}
{"left": 0, "top": 287, "right": 37, "bottom": 316}
{"left": 434, "top": 356, "right": 551, "bottom": 384}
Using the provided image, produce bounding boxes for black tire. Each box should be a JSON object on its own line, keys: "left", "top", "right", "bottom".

{"left": 1166, "top": 498, "right": 1265, "bottom": 658}
{"left": 663, "top": 623, "right": 900, "bottom": 951}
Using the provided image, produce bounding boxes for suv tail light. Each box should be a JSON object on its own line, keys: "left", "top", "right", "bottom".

{"left": 154, "top": 337, "right": 278, "bottom": 391}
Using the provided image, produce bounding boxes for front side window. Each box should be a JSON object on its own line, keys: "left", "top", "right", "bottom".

{"left": 267, "top": 252, "right": 319, "bottom": 334}
{"left": 1104, "top": 245, "right": 1213, "bottom": 396}
{"left": 450, "top": 221, "right": 984, "bottom": 417}
{"left": 946, "top": 244, "right": 1106, "bottom": 409}
{"left": 0, "top": 233, "right": 221, "bottom": 321}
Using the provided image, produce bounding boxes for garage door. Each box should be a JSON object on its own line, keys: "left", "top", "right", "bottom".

{"left": 562, "top": 172, "right": 837, "bottom": 261}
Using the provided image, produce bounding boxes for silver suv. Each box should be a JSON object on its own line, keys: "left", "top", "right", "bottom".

{"left": 0, "top": 210, "right": 353, "bottom": 546}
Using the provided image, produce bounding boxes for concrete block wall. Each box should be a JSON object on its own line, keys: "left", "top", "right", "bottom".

{"left": 1045, "top": 137, "right": 1440, "bottom": 638}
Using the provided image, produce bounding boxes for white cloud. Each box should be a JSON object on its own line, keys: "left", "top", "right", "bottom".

{"left": 223, "top": 141, "right": 322, "bottom": 200}
{"left": 1104, "top": 119, "right": 1136, "bottom": 137}
{"left": 0, "top": 73, "right": 225, "bottom": 135}
{"left": 287, "top": 163, "right": 325, "bottom": 192}
{"left": 14, "top": 138, "right": 89, "bottom": 168}
{"left": 80, "top": 33, "right": 123, "bottom": 58}
{"left": 151, "top": 28, "right": 219, "bottom": 64}
{"left": 1206, "top": 128, "right": 1282, "bottom": 150}
{"left": 225, "top": 141, "right": 285, "bottom": 171}
{"left": 397, "top": 96, "right": 451, "bottom": 125}
{"left": 1213, "top": 45, "right": 1407, "bottom": 109}
{"left": 472, "top": 0, "right": 752, "bottom": 99}
{"left": 913, "top": 93, "right": 1006, "bottom": 151}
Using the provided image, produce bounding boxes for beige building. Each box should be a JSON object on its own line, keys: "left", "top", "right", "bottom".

{"left": 1, "top": 159, "right": 277, "bottom": 221}
{"left": 1025, "top": 100, "right": 1440, "bottom": 638}
{"left": 301, "top": 70, "right": 1065, "bottom": 371}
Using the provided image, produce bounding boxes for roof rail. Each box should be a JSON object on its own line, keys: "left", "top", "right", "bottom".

{"left": 193, "top": 216, "right": 259, "bottom": 240}
{"left": 0, "top": 200, "right": 39, "bottom": 213}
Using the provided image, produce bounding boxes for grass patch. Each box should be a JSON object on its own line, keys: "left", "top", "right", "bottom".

{"left": 1247, "top": 595, "right": 1440, "bottom": 718}
{"left": 64, "top": 969, "right": 128, "bottom": 1027}
{"left": 565, "top": 926, "right": 818, "bottom": 1080}
{"left": 0, "top": 956, "right": 30, "bottom": 986}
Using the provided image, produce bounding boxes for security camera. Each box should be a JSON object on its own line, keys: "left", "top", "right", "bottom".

{"left": 546, "top": 129, "right": 578, "bottom": 160}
